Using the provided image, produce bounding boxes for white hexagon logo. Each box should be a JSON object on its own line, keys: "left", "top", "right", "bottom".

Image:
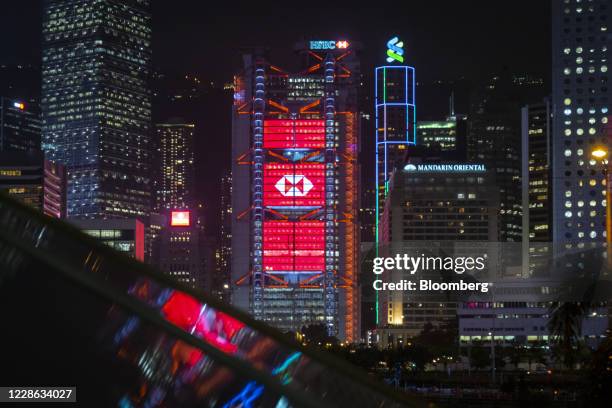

{"left": 275, "top": 174, "right": 313, "bottom": 197}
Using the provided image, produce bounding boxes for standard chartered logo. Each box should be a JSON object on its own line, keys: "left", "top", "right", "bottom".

{"left": 386, "top": 36, "right": 404, "bottom": 63}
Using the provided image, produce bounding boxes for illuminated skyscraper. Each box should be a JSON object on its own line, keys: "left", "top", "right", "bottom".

{"left": 521, "top": 99, "right": 553, "bottom": 276}
{"left": 417, "top": 115, "right": 467, "bottom": 155}
{"left": 373, "top": 38, "right": 416, "bottom": 327}
{"left": 72, "top": 218, "right": 145, "bottom": 261}
{"left": 215, "top": 171, "right": 232, "bottom": 301}
{"left": 0, "top": 97, "right": 41, "bottom": 153}
{"left": 552, "top": 0, "right": 610, "bottom": 249}
{"left": 41, "top": 0, "right": 152, "bottom": 218}
{"left": 522, "top": 100, "right": 553, "bottom": 242}
{"left": 158, "top": 210, "right": 212, "bottom": 291}
{"left": 467, "top": 76, "right": 525, "bottom": 245}
{"left": 376, "top": 159, "right": 499, "bottom": 347}
{"left": 155, "top": 121, "right": 195, "bottom": 211}
{"left": 0, "top": 152, "right": 45, "bottom": 210}
{"left": 374, "top": 42, "right": 416, "bottom": 240}
{"left": 231, "top": 40, "right": 360, "bottom": 341}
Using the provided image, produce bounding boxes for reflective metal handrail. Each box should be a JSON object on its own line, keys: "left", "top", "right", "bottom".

{"left": 0, "top": 193, "right": 417, "bottom": 408}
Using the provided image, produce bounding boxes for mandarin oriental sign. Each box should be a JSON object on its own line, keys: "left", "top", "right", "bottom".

{"left": 403, "top": 163, "right": 486, "bottom": 172}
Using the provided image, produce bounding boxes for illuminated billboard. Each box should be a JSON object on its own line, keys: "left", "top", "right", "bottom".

{"left": 263, "top": 221, "right": 325, "bottom": 273}
{"left": 263, "top": 119, "right": 325, "bottom": 149}
{"left": 309, "top": 40, "right": 349, "bottom": 50}
{"left": 263, "top": 163, "right": 325, "bottom": 207}
{"left": 170, "top": 210, "right": 190, "bottom": 227}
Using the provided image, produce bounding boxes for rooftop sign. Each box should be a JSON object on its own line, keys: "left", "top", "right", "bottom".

{"left": 386, "top": 36, "right": 404, "bottom": 63}
{"left": 403, "top": 164, "right": 486, "bottom": 172}
{"left": 309, "top": 40, "right": 349, "bottom": 50}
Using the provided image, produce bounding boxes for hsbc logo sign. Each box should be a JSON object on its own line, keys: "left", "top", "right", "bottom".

{"left": 264, "top": 164, "right": 324, "bottom": 207}
{"left": 275, "top": 174, "right": 313, "bottom": 197}
{"left": 309, "top": 40, "right": 350, "bottom": 50}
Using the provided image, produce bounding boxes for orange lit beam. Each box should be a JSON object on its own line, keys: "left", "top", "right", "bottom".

{"left": 299, "top": 99, "right": 321, "bottom": 113}
{"left": 265, "top": 273, "right": 289, "bottom": 287}
{"left": 269, "top": 64, "right": 288, "bottom": 75}
{"left": 299, "top": 273, "right": 323, "bottom": 285}
{"left": 306, "top": 63, "right": 321, "bottom": 74}
{"left": 236, "top": 206, "right": 252, "bottom": 220}
{"left": 338, "top": 275, "right": 354, "bottom": 286}
{"left": 338, "top": 64, "right": 352, "bottom": 75}
{"left": 338, "top": 214, "right": 355, "bottom": 223}
{"left": 236, "top": 152, "right": 251, "bottom": 165}
{"left": 268, "top": 99, "right": 289, "bottom": 113}
{"left": 335, "top": 51, "right": 352, "bottom": 61}
{"left": 299, "top": 150, "right": 323, "bottom": 163}
{"left": 268, "top": 150, "right": 289, "bottom": 162}
{"left": 235, "top": 271, "right": 252, "bottom": 285}
{"left": 266, "top": 208, "right": 289, "bottom": 220}
{"left": 299, "top": 208, "right": 323, "bottom": 220}
{"left": 308, "top": 51, "right": 323, "bottom": 61}
{"left": 237, "top": 102, "right": 251, "bottom": 114}
{"left": 340, "top": 152, "right": 356, "bottom": 162}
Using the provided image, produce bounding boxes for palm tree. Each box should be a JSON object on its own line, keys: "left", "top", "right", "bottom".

{"left": 548, "top": 301, "right": 591, "bottom": 369}
{"left": 547, "top": 247, "right": 607, "bottom": 369}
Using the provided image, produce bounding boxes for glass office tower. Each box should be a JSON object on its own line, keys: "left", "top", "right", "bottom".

{"left": 41, "top": 0, "right": 152, "bottom": 218}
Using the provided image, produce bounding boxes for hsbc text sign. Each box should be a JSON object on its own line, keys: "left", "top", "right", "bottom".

{"left": 309, "top": 40, "right": 350, "bottom": 50}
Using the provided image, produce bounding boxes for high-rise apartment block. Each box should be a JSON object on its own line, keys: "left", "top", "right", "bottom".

{"left": 155, "top": 121, "right": 195, "bottom": 211}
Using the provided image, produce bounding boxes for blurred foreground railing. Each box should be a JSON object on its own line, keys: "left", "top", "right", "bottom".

{"left": 0, "top": 193, "right": 418, "bottom": 407}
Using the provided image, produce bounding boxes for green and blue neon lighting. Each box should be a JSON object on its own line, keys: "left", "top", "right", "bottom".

{"left": 374, "top": 47, "right": 416, "bottom": 324}
{"left": 386, "top": 36, "right": 404, "bottom": 63}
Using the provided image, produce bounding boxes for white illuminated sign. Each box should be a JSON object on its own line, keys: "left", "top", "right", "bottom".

{"left": 309, "top": 40, "right": 350, "bottom": 50}
{"left": 403, "top": 164, "right": 486, "bottom": 172}
{"left": 275, "top": 174, "right": 313, "bottom": 197}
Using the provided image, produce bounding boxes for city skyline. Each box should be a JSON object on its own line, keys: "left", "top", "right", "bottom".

{"left": 0, "top": 2, "right": 611, "bottom": 406}
{"left": 2, "top": 2, "right": 554, "bottom": 223}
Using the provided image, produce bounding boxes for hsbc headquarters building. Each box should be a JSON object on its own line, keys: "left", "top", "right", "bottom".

{"left": 231, "top": 40, "right": 361, "bottom": 341}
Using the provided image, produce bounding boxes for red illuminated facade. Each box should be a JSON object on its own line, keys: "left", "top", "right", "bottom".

{"left": 263, "top": 221, "right": 325, "bottom": 273}
{"left": 231, "top": 40, "right": 360, "bottom": 341}
{"left": 43, "top": 160, "right": 67, "bottom": 219}
{"left": 263, "top": 119, "right": 325, "bottom": 149}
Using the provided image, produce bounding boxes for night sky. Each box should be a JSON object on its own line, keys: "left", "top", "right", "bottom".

{"left": 2, "top": 1, "right": 552, "bottom": 80}
{"left": 1, "top": 1, "right": 551, "bottom": 229}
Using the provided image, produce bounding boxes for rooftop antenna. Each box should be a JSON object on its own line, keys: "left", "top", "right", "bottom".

{"left": 449, "top": 91, "right": 455, "bottom": 117}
